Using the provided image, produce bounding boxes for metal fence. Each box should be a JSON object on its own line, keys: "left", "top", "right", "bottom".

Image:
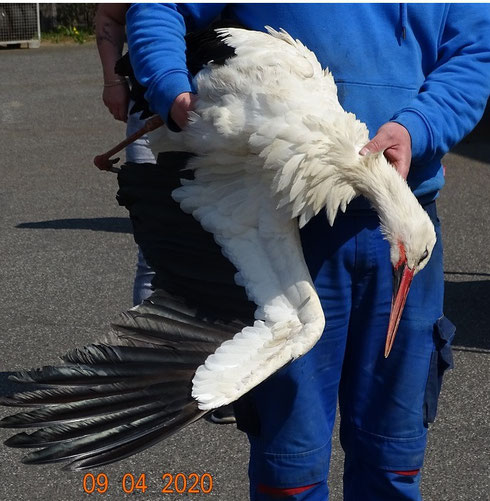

{"left": 0, "top": 3, "right": 40, "bottom": 47}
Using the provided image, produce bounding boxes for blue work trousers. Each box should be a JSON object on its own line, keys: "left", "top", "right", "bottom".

{"left": 243, "top": 202, "right": 454, "bottom": 501}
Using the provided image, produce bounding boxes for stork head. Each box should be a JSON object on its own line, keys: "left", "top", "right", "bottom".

{"left": 354, "top": 151, "right": 438, "bottom": 357}
{"left": 381, "top": 190, "right": 437, "bottom": 357}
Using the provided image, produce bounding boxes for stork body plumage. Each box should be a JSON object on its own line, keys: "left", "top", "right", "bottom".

{"left": 1, "top": 27, "right": 436, "bottom": 468}
{"left": 150, "top": 27, "right": 436, "bottom": 407}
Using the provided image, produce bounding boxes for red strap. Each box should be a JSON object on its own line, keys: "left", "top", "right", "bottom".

{"left": 391, "top": 469, "right": 420, "bottom": 476}
{"left": 257, "top": 482, "right": 319, "bottom": 498}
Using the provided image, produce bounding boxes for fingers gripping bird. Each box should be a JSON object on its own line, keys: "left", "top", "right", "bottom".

{"left": 0, "top": 27, "right": 436, "bottom": 469}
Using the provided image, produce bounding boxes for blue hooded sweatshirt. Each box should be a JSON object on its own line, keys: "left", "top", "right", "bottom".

{"left": 126, "top": 3, "right": 490, "bottom": 199}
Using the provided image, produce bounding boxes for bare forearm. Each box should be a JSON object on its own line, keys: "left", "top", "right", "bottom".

{"left": 95, "top": 4, "right": 127, "bottom": 81}
{"left": 95, "top": 4, "right": 129, "bottom": 122}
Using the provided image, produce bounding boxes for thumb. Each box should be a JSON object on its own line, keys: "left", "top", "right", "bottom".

{"left": 359, "top": 135, "right": 386, "bottom": 156}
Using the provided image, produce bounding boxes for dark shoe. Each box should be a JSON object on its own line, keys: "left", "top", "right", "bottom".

{"left": 210, "top": 404, "right": 236, "bottom": 424}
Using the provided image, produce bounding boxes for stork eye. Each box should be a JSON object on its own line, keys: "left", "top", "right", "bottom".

{"left": 418, "top": 248, "right": 429, "bottom": 264}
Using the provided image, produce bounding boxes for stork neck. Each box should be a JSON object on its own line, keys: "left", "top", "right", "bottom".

{"left": 352, "top": 153, "right": 415, "bottom": 239}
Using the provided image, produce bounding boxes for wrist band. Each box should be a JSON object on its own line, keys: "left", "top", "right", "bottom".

{"left": 103, "top": 78, "right": 128, "bottom": 88}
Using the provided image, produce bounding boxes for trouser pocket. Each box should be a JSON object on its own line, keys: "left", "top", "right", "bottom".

{"left": 423, "top": 315, "right": 456, "bottom": 426}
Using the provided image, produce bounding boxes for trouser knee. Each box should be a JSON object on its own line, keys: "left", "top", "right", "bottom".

{"left": 250, "top": 480, "right": 328, "bottom": 501}
{"left": 343, "top": 455, "right": 423, "bottom": 501}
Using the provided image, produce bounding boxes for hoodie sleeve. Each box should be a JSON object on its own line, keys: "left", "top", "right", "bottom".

{"left": 391, "top": 4, "right": 490, "bottom": 163}
{"left": 126, "top": 3, "right": 225, "bottom": 121}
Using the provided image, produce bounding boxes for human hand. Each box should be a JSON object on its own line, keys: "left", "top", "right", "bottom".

{"left": 170, "top": 92, "right": 196, "bottom": 130}
{"left": 102, "top": 83, "right": 129, "bottom": 123}
{"left": 359, "top": 122, "right": 412, "bottom": 179}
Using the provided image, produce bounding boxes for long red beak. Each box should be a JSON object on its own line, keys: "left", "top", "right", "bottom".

{"left": 385, "top": 262, "right": 414, "bottom": 358}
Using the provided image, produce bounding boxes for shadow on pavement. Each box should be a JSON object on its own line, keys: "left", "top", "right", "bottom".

{"left": 451, "top": 102, "right": 490, "bottom": 163}
{"left": 16, "top": 217, "right": 132, "bottom": 234}
{"left": 444, "top": 277, "right": 490, "bottom": 351}
{"left": 451, "top": 140, "right": 490, "bottom": 165}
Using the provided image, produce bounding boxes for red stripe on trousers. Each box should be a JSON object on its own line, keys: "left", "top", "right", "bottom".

{"left": 391, "top": 469, "right": 420, "bottom": 476}
{"left": 257, "top": 482, "right": 319, "bottom": 497}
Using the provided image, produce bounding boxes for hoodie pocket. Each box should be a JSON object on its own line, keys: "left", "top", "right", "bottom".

{"left": 423, "top": 316, "right": 456, "bottom": 426}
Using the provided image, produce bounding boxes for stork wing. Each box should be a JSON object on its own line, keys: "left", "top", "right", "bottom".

{"left": 1, "top": 25, "right": 345, "bottom": 470}
{"left": 174, "top": 153, "right": 325, "bottom": 410}
{"left": 0, "top": 151, "right": 324, "bottom": 468}
{"left": 0, "top": 154, "right": 256, "bottom": 469}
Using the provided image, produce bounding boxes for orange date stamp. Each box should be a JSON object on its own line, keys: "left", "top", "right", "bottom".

{"left": 82, "top": 472, "right": 213, "bottom": 495}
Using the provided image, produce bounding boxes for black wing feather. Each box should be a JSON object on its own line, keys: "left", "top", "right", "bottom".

{"left": 1, "top": 152, "right": 255, "bottom": 469}
{"left": 64, "top": 404, "right": 204, "bottom": 471}
{"left": 115, "top": 19, "right": 246, "bottom": 119}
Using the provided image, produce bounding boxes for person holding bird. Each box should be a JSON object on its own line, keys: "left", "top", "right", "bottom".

{"left": 124, "top": 4, "right": 490, "bottom": 500}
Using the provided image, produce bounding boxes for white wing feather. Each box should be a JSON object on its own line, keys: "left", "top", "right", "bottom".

{"left": 173, "top": 155, "right": 324, "bottom": 409}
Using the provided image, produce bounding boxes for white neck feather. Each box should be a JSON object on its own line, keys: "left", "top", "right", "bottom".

{"left": 256, "top": 113, "right": 435, "bottom": 269}
{"left": 343, "top": 152, "right": 428, "bottom": 248}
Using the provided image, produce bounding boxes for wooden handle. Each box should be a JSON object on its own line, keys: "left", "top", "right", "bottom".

{"left": 94, "top": 115, "right": 165, "bottom": 171}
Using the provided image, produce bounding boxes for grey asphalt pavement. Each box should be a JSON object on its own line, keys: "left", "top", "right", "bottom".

{"left": 0, "top": 43, "right": 488, "bottom": 501}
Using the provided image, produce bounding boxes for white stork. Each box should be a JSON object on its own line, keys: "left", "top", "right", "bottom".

{"left": 0, "top": 27, "right": 436, "bottom": 468}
